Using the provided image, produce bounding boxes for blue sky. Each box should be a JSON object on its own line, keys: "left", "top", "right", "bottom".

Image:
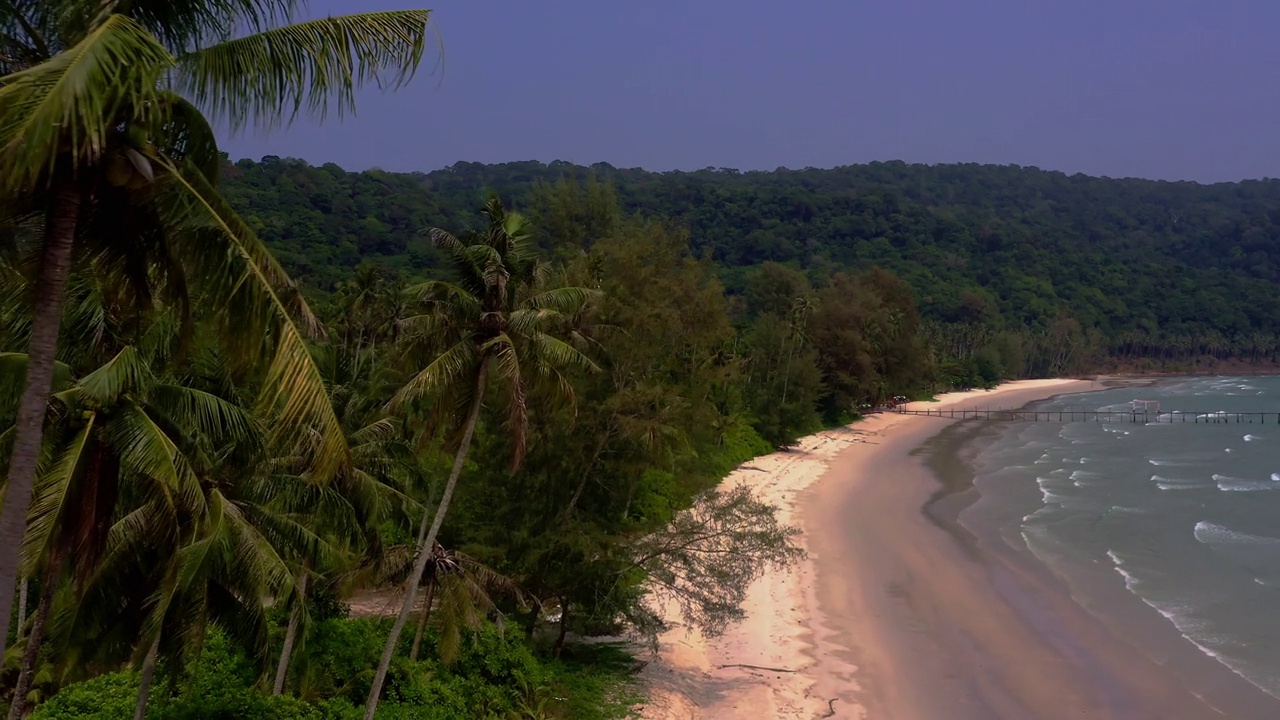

{"left": 221, "top": 0, "right": 1280, "bottom": 182}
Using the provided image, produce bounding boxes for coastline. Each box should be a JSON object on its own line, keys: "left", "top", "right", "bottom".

{"left": 634, "top": 379, "right": 1105, "bottom": 719}
{"left": 805, "top": 379, "right": 1280, "bottom": 719}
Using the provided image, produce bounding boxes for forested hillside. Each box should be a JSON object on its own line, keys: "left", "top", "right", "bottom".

{"left": 222, "top": 156, "right": 1280, "bottom": 367}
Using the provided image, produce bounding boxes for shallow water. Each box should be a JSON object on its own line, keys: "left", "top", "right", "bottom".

{"left": 962, "top": 377, "right": 1280, "bottom": 700}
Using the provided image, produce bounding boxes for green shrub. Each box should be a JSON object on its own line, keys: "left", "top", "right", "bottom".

{"left": 297, "top": 617, "right": 390, "bottom": 701}
{"left": 448, "top": 623, "right": 543, "bottom": 689}
{"left": 156, "top": 692, "right": 321, "bottom": 720}
{"left": 31, "top": 620, "right": 636, "bottom": 720}
{"left": 29, "top": 672, "right": 139, "bottom": 720}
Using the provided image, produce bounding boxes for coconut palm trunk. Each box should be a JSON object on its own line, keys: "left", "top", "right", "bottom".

{"left": 0, "top": 185, "right": 80, "bottom": 660}
{"left": 364, "top": 365, "right": 488, "bottom": 720}
{"left": 408, "top": 575, "right": 436, "bottom": 662}
{"left": 133, "top": 632, "right": 162, "bottom": 720}
{"left": 15, "top": 578, "right": 27, "bottom": 641}
{"left": 7, "top": 552, "right": 62, "bottom": 720}
{"left": 272, "top": 568, "right": 309, "bottom": 695}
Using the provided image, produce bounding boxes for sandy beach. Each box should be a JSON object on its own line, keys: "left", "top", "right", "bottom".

{"left": 635, "top": 379, "right": 1104, "bottom": 718}
{"left": 635, "top": 377, "right": 1280, "bottom": 719}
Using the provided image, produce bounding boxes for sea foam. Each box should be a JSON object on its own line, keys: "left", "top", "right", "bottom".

{"left": 1194, "top": 521, "right": 1280, "bottom": 547}
{"left": 1106, "top": 549, "right": 1280, "bottom": 698}
{"left": 1152, "top": 474, "right": 1202, "bottom": 491}
{"left": 1214, "top": 474, "right": 1280, "bottom": 493}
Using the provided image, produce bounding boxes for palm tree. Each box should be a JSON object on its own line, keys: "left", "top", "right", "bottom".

{"left": 0, "top": 0, "right": 431, "bottom": 658}
{"left": 124, "top": 477, "right": 295, "bottom": 720}
{"left": 0, "top": 336, "right": 261, "bottom": 716}
{"left": 46, "top": 346, "right": 330, "bottom": 718}
{"left": 385, "top": 541, "right": 529, "bottom": 665}
{"left": 363, "top": 199, "right": 597, "bottom": 719}
{"left": 268, "top": 412, "right": 423, "bottom": 696}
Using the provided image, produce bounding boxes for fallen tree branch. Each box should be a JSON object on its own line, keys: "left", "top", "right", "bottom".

{"left": 716, "top": 663, "right": 797, "bottom": 673}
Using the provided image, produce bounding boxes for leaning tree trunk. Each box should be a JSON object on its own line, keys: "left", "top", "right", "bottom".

{"left": 408, "top": 576, "right": 437, "bottom": 662}
{"left": 15, "top": 578, "right": 27, "bottom": 641}
{"left": 0, "top": 184, "right": 80, "bottom": 661}
{"left": 364, "top": 367, "right": 488, "bottom": 720}
{"left": 133, "top": 632, "right": 162, "bottom": 720}
{"left": 272, "top": 568, "right": 310, "bottom": 695}
{"left": 554, "top": 597, "right": 569, "bottom": 658}
{"left": 7, "top": 553, "right": 62, "bottom": 720}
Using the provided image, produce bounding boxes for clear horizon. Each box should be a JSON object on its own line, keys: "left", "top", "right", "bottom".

{"left": 221, "top": 0, "right": 1280, "bottom": 184}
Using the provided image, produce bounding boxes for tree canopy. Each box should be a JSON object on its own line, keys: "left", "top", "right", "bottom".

{"left": 221, "top": 157, "right": 1280, "bottom": 365}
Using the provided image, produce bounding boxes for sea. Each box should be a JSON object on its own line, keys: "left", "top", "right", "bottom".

{"left": 961, "top": 376, "right": 1280, "bottom": 702}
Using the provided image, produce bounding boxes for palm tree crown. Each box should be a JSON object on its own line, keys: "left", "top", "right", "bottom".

{"left": 395, "top": 197, "right": 598, "bottom": 467}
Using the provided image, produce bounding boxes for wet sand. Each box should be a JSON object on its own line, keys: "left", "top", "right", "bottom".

{"left": 805, "top": 381, "right": 1280, "bottom": 719}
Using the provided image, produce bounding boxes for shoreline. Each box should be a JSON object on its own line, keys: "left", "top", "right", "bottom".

{"left": 917, "top": 384, "right": 1280, "bottom": 718}
{"left": 636, "top": 376, "right": 1280, "bottom": 719}
{"left": 634, "top": 379, "right": 1104, "bottom": 719}
{"left": 807, "top": 379, "right": 1279, "bottom": 719}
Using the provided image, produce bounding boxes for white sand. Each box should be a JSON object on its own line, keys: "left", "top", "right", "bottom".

{"left": 633, "top": 379, "right": 1088, "bottom": 719}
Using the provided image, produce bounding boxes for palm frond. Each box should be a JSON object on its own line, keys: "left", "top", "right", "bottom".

{"left": 427, "top": 227, "right": 470, "bottom": 264}
{"left": 397, "top": 312, "right": 460, "bottom": 345}
{"left": 238, "top": 501, "right": 336, "bottom": 569}
{"left": 390, "top": 339, "right": 477, "bottom": 411}
{"left": 481, "top": 333, "right": 529, "bottom": 469}
{"left": 0, "top": 14, "right": 173, "bottom": 192}
{"left": 348, "top": 417, "right": 398, "bottom": 446}
{"left": 524, "top": 286, "right": 596, "bottom": 313}
{"left": 75, "top": 346, "right": 150, "bottom": 407}
{"left": 148, "top": 383, "right": 258, "bottom": 446}
{"left": 154, "top": 90, "right": 221, "bottom": 182}
{"left": 347, "top": 466, "right": 418, "bottom": 525}
{"left": 153, "top": 158, "right": 350, "bottom": 480}
{"left": 20, "top": 416, "right": 93, "bottom": 574}
{"left": 175, "top": 10, "right": 430, "bottom": 133}
{"left": 506, "top": 308, "right": 562, "bottom": 337}
{"left": 105, "top": 401, "right": 203, "bottom": 514}
{"left": 216, "top": 490, "right": 293, "bottom": 593}
{"left": 406, "top": 280, "right": 483, "bottom": 318}
{"left": 434, "top": 577, "right": 479, "bottom": 666}
{"left": 0, "top": 352, "right": 72, "bottom": 412}
{"left": 473, "top": 246, "right": 510, "bottom": 293}
{"left": 119, "top": 0, "right": 300, "bottom": 52}
{"left": 532, "top": 332, "right": 601, "bottom": 374}
{"left": 152, "top": 158, "right": 319, "bottom": 334}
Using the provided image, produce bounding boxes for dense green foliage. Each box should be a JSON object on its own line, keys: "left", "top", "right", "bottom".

{"left": 0, "top": 1, "right": 958, "bottom": 717}
{"left": 18, "top": 4, "right": 1276, "bottom": 715}
{"left": 30, "top": 624, "right": 639, "bottom": 719}
{"left": 223, "top": 157, "right": 1280, "bottom": 370}
{"left": 3, "top": 184, "right": 820, "bottom": 717}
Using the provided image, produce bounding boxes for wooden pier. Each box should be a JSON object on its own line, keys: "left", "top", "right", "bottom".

{"left": 890, "top": 408, "right": 1276, "bottom": 424}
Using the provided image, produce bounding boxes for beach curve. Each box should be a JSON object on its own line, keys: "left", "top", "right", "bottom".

{"left": 633, "top": 379, "right": 1104, "bottom": 719}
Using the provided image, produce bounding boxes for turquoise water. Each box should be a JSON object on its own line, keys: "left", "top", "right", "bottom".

{"left": 964, "top": 377, "right": 1280, "bottom": 700}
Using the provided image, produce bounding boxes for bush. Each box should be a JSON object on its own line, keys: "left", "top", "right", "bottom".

{"left": 29, "top": 672, "right": 140, "bottom": 720}
{"left": 157, "top": 692, "right": 321, "bottom": 720}
{"left": 148, "top": 632, "right": 317, "bottom": 720}
{"left": 296, "top": 617, "right": 390, "bottom": 701}
{"left": 31, "top": 620, "right": 636, "bottom": 720}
